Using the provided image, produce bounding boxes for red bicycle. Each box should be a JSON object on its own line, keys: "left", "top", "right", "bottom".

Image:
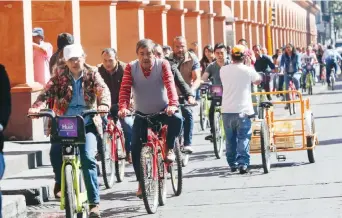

{"left": 101, "top": 115, "right": 126, "bottom": 189}
{"left": 133, "top": 111, "right": 183, "bottom": 214}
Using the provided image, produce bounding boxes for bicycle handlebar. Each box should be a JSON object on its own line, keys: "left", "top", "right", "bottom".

{"left": 27, "top": 109, "right": 104, "bottom": 120}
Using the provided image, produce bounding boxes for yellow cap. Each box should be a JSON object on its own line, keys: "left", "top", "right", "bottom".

{"left": 232, "top": 45, "right": 245, "bottom": 57}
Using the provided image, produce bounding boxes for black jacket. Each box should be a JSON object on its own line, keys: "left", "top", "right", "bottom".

{"left": 0, "top": 64, "right": 11, "bottom": 153}
{"left": 165, "top": 57, "right": 193, "bottom": 99}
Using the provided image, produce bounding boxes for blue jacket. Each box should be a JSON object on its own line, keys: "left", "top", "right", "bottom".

{"left": 280, "top": 53, "right": 302, "bottom": 73}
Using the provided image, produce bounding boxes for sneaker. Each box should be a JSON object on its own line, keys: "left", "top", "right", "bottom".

{"left": 205, "top": 135, "right": 213, "bottom": 141}
{"left": 230, "top": 167, "right": 238, "bottom": 172}
{"left": 183, "top": 146, "right": 194, "bottom": 154}
{"left": 166, "top": 149, "right": 175, "bottom": 162}
{"left": 284, "top": 104, "right": 289, "bottom": 110}
{"left": 54, "top": 183, "right": 61, "bottom": 199}
{"left": 89, "top": 204, "right": 101, "bottom": 218}
{"left": 239, "top": 165, "right": 249, "bottom": 174}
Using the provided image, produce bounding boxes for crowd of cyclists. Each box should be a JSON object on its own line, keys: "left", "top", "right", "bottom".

{"left": 25, "top": 28, "right": 342, "bottom": 217}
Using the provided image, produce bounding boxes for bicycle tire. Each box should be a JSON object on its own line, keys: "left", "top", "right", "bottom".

{"left": 101, "top": 132, "right": 116, "bottom": 189}
{"left": 212, "top": 111, "right": 223, "bottom": 159}
{"left": 179, "top": 135, "right": 189, "bottom": 167}
{"left": 158, "top": 152, "right": 167, "bottom": 206}
{"left": 77, "top": 170, "right": 88, "bottom": 218}
{"left": 199, "top": 98, "right": 206, "bottom": 131}
{"left": 115, "top": 133, "right": 126, "bottom": 183}
{"left": 291, "top": 90, "right": 296, "bottom": 115}
{"left": 307, "top": 114, "right": 316, "bottom": 163}
{"left": 64, "top": 164, "right": 76, "bottom": 218}
{"left": 260, "top": 121, "right": 271, "bottom": 173}
{"left": 140, "top": 146, "right": 159, "bottom": 214}
{"left": 170, "top": 140, "right": 183, "bottom": 196}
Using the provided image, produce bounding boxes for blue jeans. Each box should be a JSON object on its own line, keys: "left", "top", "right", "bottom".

{"left": 180, "top": 107, "right": 193, "bottom": 146}
{"left": 50, "top": 126, "right": 99, "bottom": 204}
{"left": 0, "top": 153, "right": 5, "bottom": 218}
{"left": 222, "top": 113, "right": 252, "bottom": 168}
{"left": 285, "top": 72, "right": 301, "bottom": 101}
{"left": 131, "top": 111, "right": 183, "bottom": 181}
{"left": 326, "top": 61, "right": 338, "bottom": 84}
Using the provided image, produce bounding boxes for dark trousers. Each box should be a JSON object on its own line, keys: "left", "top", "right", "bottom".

{"left": 131, "top": 111, "right": 183, "bottom": 181}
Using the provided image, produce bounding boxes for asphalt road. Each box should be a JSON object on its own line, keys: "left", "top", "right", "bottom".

{"left": 27, "top": 80, "right": 342, "bottom": 218}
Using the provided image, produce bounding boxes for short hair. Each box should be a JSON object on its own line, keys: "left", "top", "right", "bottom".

{"left": 57, "top": 33, "right": 74, "bottom": 50}
{"left": 327, "top": 45, "right": 333, "bottom": 49}
{"left": 102, "top": 48, "right": 117, "bottom": 55}
{"left": 214, "top": 43, "right": 226, "bottom": 52}
{"left": 162, "top": 45, "right": 171, "bottom": 52}
{"left": 174, "top": 36, "right": 186, "bottom": 44}
{"left": 136, "top": 39, "right": 155, "bottom": 54}
{"left": 238, "top": 38, "right": 247, "bottom": 44}
{"left": 231, "top": 55, "right": 244, "bottom": 62}
{"left": 252, "top": 44, "right": 262, "bottom": 50}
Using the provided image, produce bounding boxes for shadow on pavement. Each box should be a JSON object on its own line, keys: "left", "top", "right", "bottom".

{"left": 101, "top": 205, "right": 144, "bottom": 218}
{"left": 313, "top": 91, "right": 342, "bottom": 96}
{"left": 312, "top": 101, "right": 342, "bottom": 106}
{"left": 317, "top": 138, "right": 342, "bottom": 146}
{"left": 314, "top": 115, "right": 342, "bottom": 119}
{"left": 101, "top": 190, "right": 138, "bottom": 202}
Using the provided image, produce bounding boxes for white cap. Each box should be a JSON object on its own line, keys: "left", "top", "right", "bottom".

{"left": 63, "top": 44, "right": 84, "bottom": 61}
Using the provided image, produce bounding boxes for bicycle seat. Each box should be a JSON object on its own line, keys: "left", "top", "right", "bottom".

{"left": 259, "top": 101, "right": 273, "bottom": 108}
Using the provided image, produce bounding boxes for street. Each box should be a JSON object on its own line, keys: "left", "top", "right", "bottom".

{"left": 5, "top": 80, "right": 342, "bottom": 218}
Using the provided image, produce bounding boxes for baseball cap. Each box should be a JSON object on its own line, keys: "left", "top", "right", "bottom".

{"left": 63, "top": 44, "right": 84, "bottom": 61}
{"left": 232, "top": 45, "right": 245, "bottom": 57}
{"left": 32, "top": 27, "right": 44, "bottom": 38}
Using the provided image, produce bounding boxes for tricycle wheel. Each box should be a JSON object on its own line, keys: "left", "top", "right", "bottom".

{"left": 260, "top": 121, "right": 271, "bottom": 173}
{"left": 307, "top": 114, "right": 316, "bottom": 163}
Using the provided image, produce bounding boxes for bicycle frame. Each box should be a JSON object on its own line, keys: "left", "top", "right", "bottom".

{"left": 105, "top": 117, "right": 126, "bottom": 162}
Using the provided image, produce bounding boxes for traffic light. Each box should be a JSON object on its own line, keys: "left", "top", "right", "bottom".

{"left": 271, "top": 7, "right": 276, "bottom": 23}
{"left": 269, "top": 6, "right": 276, "bottom": 24}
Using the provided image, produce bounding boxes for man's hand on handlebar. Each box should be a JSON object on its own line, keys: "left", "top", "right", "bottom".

{"left": 97, "top": 105, "right": 109, "bottom": 116}
{"left": 187, "top": 96, "right": 196, "bottom": 105}
{"left": 28, "top": 108, "right": 41, "bottom": 119}
{"left": 165, "top": 105, "right": 178, "bottom": 116}
{"left": 118, "top": 108, "right": 131, "bottom": 118}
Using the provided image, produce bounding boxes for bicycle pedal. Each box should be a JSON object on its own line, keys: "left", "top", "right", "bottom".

{"left": 277, "top": 155, "right": 286, "bottom": 162}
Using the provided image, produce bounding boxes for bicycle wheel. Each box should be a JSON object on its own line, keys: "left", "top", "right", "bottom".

{"left": 140, "top": 146, "right": 159, "bottom": 214}
{"left": 158, "top": 152, "right": 167, "bottom": 206}
{"left": 307, "top": 113, "right": 316, "bottom": 163}
{"left": 307, "top": 73, "right": 313, "bottom": 95}
{"left": 101, "top": 132, "right": 116, "bottom": 189}
{"left": 260, "top": 121, "right": 271, "bottom": 173}
{"left": 199, "top": 98, "right": 207, "bottom": 131}
{"left": 331, "top": 71, "right": 335, "bottom": 90}
{"left": 291, "top": 89, "right": 296, "bottom": 115}
{"left": 64, "top": 164, "right": 76, "bottom": 218}
{"left": 170, "top": 141, "right": 183, "bottom": 196}
{"left": 77, "top": 170, "right": 88, "bottom": 218}
{"left": 115, "top": 132, "right": 126, "bottom": 183}
{"left": 212, "top": 111, "right": 223, "bottom": 159}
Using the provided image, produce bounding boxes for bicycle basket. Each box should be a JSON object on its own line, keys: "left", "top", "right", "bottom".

{"left": 210, "top": 85, "right": 223, "bottom": 106}
{"left": 51, "top": 116, "right": 86, "bottom": 145}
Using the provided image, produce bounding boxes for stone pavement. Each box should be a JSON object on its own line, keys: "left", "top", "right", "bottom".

{"left": 3, "top": 79, "right": 342, "bottom": 218}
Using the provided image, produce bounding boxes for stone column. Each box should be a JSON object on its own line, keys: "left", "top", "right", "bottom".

{"left": 167, "top": 8, "right": 187, "bottom": 45}
{"left": 214, "top": 15, "right": 226, "bottom": 46}
{"left": 251, "top": 22, "right": 259, "bottom": 46}
{"left": 145, "top": 4, "right": 170, "bottom": 46}
{"left": 185, "top": 10, "right": 203, "bottom": 57}
{"left": 80, "top": 1, "right": 117, "bottom": 65}
{"left": 116, "top": 2, "right": 146, "bottom": 62}
{"left": 201, "top": 12, "right": 215, "bottom": 46}
{"left": 259, "top": 23, "right": 266, "bottom": 47}
{"left": 234, "top": 19, "right": 245, "bottom": 45}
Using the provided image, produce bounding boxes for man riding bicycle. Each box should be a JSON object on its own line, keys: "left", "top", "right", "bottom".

{"left": 322, "top": 45, "right": 342, "bottom": 87}
{"left": 253, "top": 44, "right": 275, "bottom": 101}
{"left": 201, "top": 43, "right": 230, "bottom": 141}
{"left": 98, "top": 48, "right": 133, "bottom": 163}
{"left": 118, "top": 39, "right": 182, "bottom": 197}
{"left": 153, "top": 43, "right": 196, "bottom": 104}
{"left": 28, "top": 44, "right": 111, "bottom": 217}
